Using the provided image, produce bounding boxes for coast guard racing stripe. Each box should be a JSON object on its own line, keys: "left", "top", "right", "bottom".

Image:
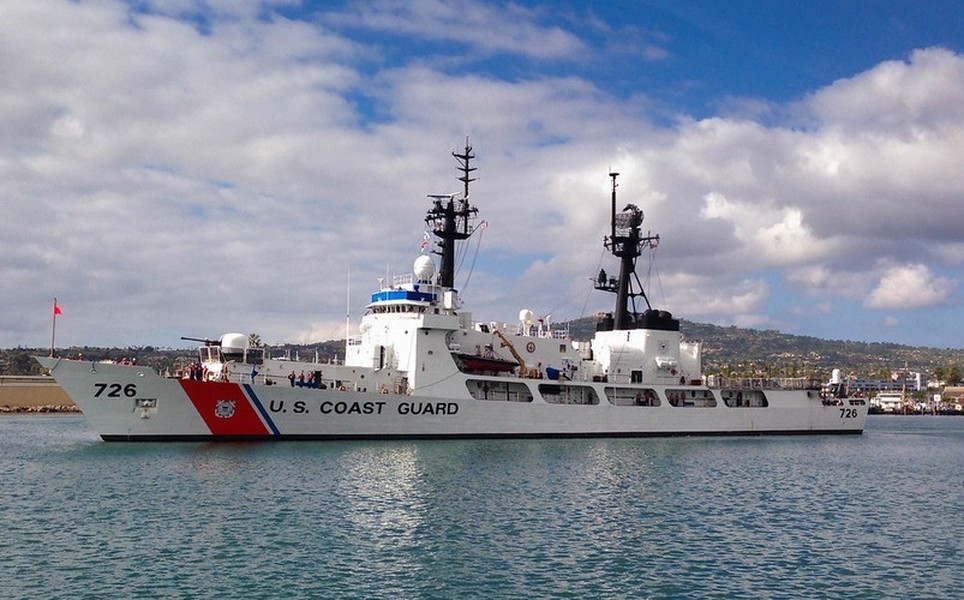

{"left": 179, "top": 380, "right": 275, "bottom": 437}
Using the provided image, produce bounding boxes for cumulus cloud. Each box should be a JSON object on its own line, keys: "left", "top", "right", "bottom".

{"left": 865, "top": 264, "right": 955, "bottom": 309}
{"left": 1, "top": 1, "right": 963, "bottom": 349}
{"left": 698, "top": 193, "right": 832, "bottom": 266}
{"left": 807, "top": 48, "right": 964, "bottom": 134}
{"left": 658, "top": 275, "right": 769, "bottom": 319}
{"left": 786, "top": 265, "right": 871, "bottom": 301}
{"left": 795, "top": 49, "right": 964, "bottom": 242}
{"left": 323, "top": 0, "right": 587, "bottom": 60}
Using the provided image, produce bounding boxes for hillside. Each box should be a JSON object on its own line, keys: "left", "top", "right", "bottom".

{"left": 680, "top": 320, "right": 960, "bottom": 376}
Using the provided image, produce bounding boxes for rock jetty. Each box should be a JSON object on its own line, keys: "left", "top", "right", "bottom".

{"left": 0, "top": 376, "right": 78, "bottom": 414}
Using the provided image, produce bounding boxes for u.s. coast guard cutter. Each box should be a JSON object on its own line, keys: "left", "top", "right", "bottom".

{"left": 37, "top": 143, "right": 867, "bottom": 441}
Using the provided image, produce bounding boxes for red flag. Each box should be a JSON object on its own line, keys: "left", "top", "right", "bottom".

{"left": 53, "top": 300, "right": 62, "bottom": 316}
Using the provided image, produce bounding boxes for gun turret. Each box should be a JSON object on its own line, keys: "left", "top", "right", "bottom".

{"left": 180, "top": 336, "right": 220, "bottom": 346}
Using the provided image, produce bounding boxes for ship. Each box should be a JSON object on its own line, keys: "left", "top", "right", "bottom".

{"left": 36, "top": 142, "right": 868, "bottom": 441}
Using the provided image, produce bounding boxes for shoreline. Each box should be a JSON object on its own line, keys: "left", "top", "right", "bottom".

{"left": 1, "top": 405, "right": 81, "bottom": 414}
{"left": 0, "top": 377, "right": 78, "bottom": 413}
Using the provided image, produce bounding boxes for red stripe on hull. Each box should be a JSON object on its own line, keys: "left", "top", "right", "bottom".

{"left": 179, "top": 380, "right": 269, "bottom": 436}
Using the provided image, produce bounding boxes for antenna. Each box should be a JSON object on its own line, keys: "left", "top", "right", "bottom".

{"left": 345, "top": 268, "right": 351, "bottom": 359}
{"left": 424, "top": 139, "right": 479, "bottom": 289}
{"left": 453, "top": 137, "right": 477, "bottom": 201}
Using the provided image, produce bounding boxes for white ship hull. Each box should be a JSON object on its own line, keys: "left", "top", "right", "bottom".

{"left": 36, "top": 357, "right": 867, "bottom": 441}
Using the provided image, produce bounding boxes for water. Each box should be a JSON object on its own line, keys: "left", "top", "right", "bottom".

{"left": 1, "top": 416, "right": 960, "bottom": 599}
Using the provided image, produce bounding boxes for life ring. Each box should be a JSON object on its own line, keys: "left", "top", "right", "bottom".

{"left": 526, "top": 342, "right": 536, "bottom": 353}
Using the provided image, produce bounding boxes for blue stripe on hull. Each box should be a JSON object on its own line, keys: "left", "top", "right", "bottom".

{"left": 243, "top": 383, "right": 281, "bottom": 437}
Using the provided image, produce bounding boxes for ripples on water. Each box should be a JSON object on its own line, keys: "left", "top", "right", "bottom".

{"left": 1, "top": 416, "right": 960, "bottom": 599}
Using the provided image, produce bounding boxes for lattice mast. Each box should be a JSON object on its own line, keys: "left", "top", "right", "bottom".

{"left": 425, "top": 140, "right": 479, "bottom": 289}
{"left": 594, "top": 172, "right": 660, "bottom": 330}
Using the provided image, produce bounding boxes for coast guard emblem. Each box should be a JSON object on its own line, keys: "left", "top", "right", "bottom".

{"left": 214, "top": 399, "right": 236, "bottom": 419}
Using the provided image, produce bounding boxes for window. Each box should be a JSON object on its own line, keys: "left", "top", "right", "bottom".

{"left": 466, "top": 379, "right": 533, "bottom": 402}
{"left": 604, "top": 387, "right": 660, "bottom": 406}
{"left": 721, "top": 390, "right": 768, "bottom": 408}
{"left": 667, "top": 389, "right": 717, "bottom": 407}
{"left": 539, "top": 384, "right": 600, "bottom": 405}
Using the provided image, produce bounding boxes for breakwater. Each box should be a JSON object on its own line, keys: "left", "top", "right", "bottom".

{"left": 0, "top": 376, "right": 78, "bottom": 413}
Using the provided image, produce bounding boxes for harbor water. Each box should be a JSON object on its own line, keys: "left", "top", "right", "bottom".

{"left": 1, "top": 416, "right": 960, "bottom": 598}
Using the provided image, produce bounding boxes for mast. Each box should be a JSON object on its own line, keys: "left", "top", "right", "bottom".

{"left": 594, "top": 172, "right": 663, "bottom": 330}
{"left": 345, "top": 268, "right": 351, "bottom": 361}
{"left": 425, "top": 139, "right": 478, "bottom": 289}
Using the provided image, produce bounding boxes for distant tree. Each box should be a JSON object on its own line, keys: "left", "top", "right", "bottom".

{"left": 248, "top": 333, "right": 262, "bottom": 348}
{"left": 947, "top": 366, "right": 962, "bottom": 385}
{"left": 3, "top": 350, "right": 40, "bottom": 375}
{"left": 933, "top": 366, "right": 946, "bottom": 387}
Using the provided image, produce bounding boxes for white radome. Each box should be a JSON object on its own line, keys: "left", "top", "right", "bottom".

{"left": 414, "top": 254, "right": 435, "bottom": 281}
{"left": 219, "top": 333, "right": 248, "bottom": 352}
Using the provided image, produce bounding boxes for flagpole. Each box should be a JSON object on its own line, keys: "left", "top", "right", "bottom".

{"left": 50, "top": 297, "right": 58, "bottom": 358}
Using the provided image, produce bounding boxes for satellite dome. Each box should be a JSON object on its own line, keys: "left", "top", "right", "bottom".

{"left": 219, "top": 333, "right": 248, "bottom": 358}
{"left": 519, "top": 309, "right": 534, "bottom": 324}
{"left": 414, "top": 254, "right": 435, "bottom": 281}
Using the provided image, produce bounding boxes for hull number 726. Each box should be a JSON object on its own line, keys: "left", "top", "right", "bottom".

{"left": 93, "top": 383, "right": 138, "bottom": 398}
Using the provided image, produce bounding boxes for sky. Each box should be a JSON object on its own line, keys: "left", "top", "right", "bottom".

{"left": 2, "top": 0, "right": 964, "bottom": 351}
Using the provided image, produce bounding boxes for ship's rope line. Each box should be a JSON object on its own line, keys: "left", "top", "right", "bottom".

{"left": 457, "top": 224, "right": 485, "bottom": 293}
{"left": 644, "top": 245, "right": 665, "bottom": 307}
{"left": 454, "top": 234, "right": 468, "bottom": 280}
{"left": 452, "top": 209, "right": 475, "bottom": 284}
{"left": 416, "top": 367, "right": 467, "bottom": 391}
{"left": 579, "top": 245, "right": 609, "bottom": 319}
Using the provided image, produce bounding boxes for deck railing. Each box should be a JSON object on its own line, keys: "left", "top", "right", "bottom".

{"left": 705, "top": 375, "right": 822, "bottom": 390}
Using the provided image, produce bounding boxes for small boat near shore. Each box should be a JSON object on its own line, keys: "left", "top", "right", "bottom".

{"left": 36, "top": 142, "right": 868, "bottom": 441}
